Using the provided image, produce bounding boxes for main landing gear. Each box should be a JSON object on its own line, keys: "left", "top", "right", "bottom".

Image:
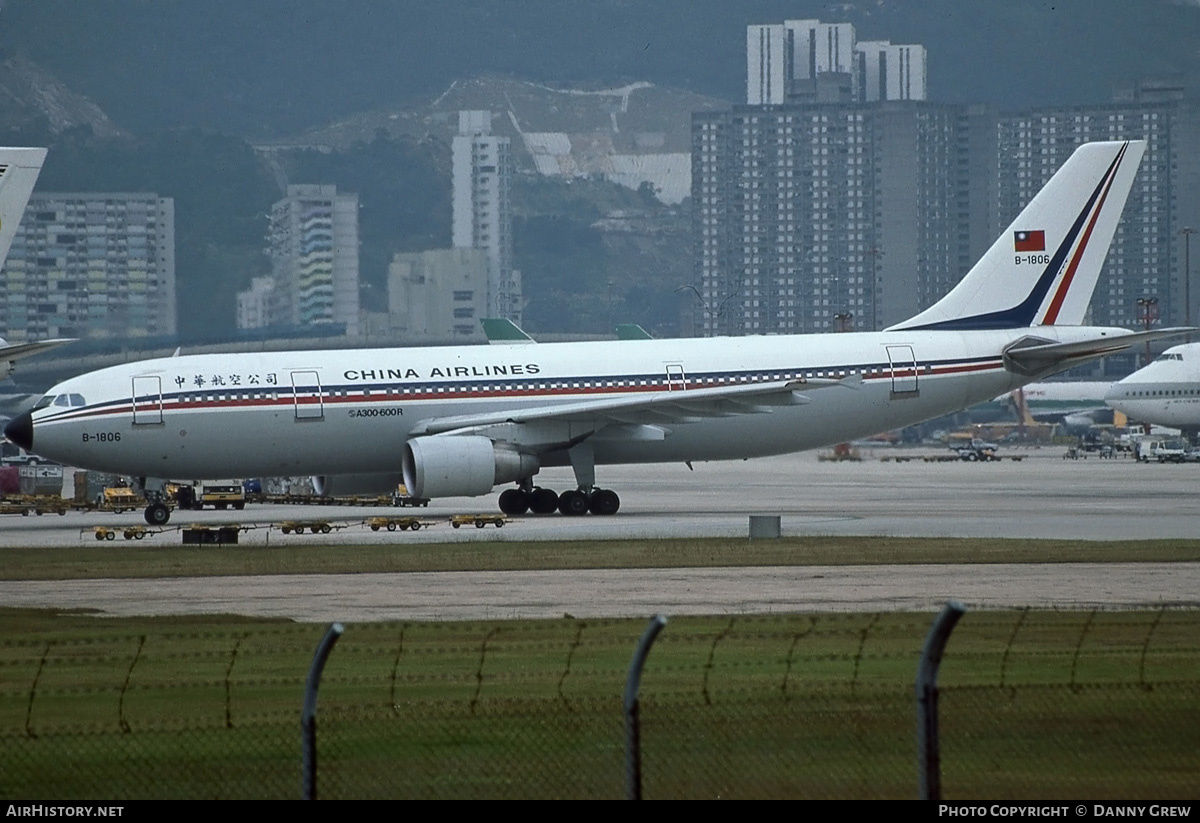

{"left": 144, "top": 501, "right": 171, "bottom": 526}
{"left": 497, "top": 440, "right": 620, "bottom": 516}
{"left": 498, "top": 486, "right": 620, "bottom": 516}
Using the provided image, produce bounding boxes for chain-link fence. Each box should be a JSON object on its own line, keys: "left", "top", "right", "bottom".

{"left": 2, "top": 609, "right": 1197, "bottom": 799}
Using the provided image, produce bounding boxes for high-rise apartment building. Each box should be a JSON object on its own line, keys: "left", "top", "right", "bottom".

{"left": 249, "top": 184, "right": 360, "bottom": 336}
{"left": 693, "top": 102, "right": 988, "bottom": 335}
{"left": 707, "top": 27, "right": 1200, "bottom": 346}
{"left": 0, "top": 192, "right": 176, "bottom": 342}
{"left": 996, "top": 91, "right": 1200, "bottom": 330}
{"left": 384, "top": 248, "right": 488, "bottom": 342}
{"left": 452, "top": 110, "right": 521, "bottom": 322}
{"left": 747, "top": 19, "right": 926, "bottom": 105}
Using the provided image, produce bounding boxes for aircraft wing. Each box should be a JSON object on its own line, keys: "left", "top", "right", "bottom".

{"left": 1003, "top": 328, "right": 1196, "bottom": 377}
{"left": 410, "top": 373, "right": 861, "bottom": 437}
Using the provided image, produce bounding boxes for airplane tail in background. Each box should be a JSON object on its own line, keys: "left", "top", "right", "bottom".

{"left": 0, "top": 148, "right": 48, "bottom": 271}
{"left": 889, "top": 140, "right": 1145, "bottom": 332}
{"left": 0, "top": 148, "right": 72, "bottom": 378}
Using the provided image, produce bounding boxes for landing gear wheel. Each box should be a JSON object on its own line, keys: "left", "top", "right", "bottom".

{"left": 144, "top": 502, "right": 171, "bottom": 526}
{"left": 588, "top": 489, "right": 620, "bottom": 516}
{"left": 558, "top": 490, "right": 589, "bottom": 516}
{"left": 499, "top": 488, "right": 529, "bottom": 515}
{"left": 529, "top": 487, "right": 559, "bottom": 514}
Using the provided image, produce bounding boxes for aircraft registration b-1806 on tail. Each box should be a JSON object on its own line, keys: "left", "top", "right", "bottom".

{"left": 6, "top": 140, "right": 1193, "bottom": 526}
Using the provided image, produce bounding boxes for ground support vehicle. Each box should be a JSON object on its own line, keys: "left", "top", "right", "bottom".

{"left": 196, "top": 481, "right": 246, "bottom": 511}
{"left": 278, "top": 520, "right": 350, "bottom": 535}
{"left": 95, "top": 484, "right": 143, "bottom": 514}
{"left": 89, "top": 525, "right": 160, "bottom": 541}
{"left": 1, "top": 495, "right": 69, "bottom": 515}
{"left": 450, "top": 514, "right": 508, "bottom": 529}
{"left": 390, "top": 493, "right": 431, "bottom": 507}
{"left": 366, "top": 516, "right": 434, "bottom": 532}
{"left": 1137, "top": 439, "right": 1188, "bottom": 463}
{"left": 955, "top": 439, "right": 1001, "bottom": 461}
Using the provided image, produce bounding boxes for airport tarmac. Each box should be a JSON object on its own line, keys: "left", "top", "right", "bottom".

{"left": 2, "top": 446, "right": 1198, "bottom": 546}
{"left": 1, "top": 447, "right": 1198, "bottom": 621}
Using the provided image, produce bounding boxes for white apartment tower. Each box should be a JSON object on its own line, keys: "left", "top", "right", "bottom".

{"left": 747, "top": 19, "right": 927, "bottom": 104}
{"left": 452, "top": 110, "right": 520, "bottom": 322}
{"left": 857, "top": 42, "right": 928, "bottom": 102}
{"left": 261, "top": 184, "right": 360, "bottom": 336}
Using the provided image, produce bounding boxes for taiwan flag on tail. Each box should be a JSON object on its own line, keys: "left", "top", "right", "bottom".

{"left": 1014, "top": 230, "right": 1046, "bottom": 252}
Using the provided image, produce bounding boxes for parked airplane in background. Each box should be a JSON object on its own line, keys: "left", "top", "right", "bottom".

{"left": 1105, "top": 342, "right": 1200, "bottom": 436}
{"left": 6, "top": 141, "right": 1191, "bottom": 526}
{"left": 0, "top": 147, "right": 73, "bottom": 379}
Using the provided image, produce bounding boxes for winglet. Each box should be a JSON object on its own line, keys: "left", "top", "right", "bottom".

{"left": 481, "top": 318, "right": 536, "bottom": 344}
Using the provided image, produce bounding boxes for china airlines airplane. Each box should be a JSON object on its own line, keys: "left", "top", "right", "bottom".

{"left": 5, "top": 140, "right": 1190, "bottom": 526}
{"left": 1105, "top": 342, "right": 1200, "bottom": 435}
{"left": 0, "top": 148, "right": 74, "bottom": 378}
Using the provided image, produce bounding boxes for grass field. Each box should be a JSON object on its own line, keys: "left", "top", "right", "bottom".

{"left": 1, "top": 536, "right": 1197, "bottom": 798}
{"left": 1, "top": 535, "right": 1199, "bottom": 580}
{"left": 1, "top": 605, "right": 1197, "bottom": 799}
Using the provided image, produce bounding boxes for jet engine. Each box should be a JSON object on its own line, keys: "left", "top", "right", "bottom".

{"left": 402, "top": 436, "right": 539, "bottom": 499}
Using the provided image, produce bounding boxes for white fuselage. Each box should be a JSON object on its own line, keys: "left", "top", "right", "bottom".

{"left": 27, "top": 326, "right": 1123, "bottom": 481}
{"left": 1105, "top": 342, "right": 1200, "bottom": 430}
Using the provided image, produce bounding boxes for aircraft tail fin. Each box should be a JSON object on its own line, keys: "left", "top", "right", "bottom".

{"left": 615, "top": 323, "right": 653, "bottom": 340}
{"left": 0, "top": 148, "right": 48, "bottom": 272}
{"left": 888, "top": 140, "right": 1145, "bottom": 332}
{"left": 481, "top": 317, "right": 536, "bottom": 345}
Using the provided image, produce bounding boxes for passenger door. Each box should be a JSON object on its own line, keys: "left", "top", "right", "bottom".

{"left": 131, "top": 376, "right": 163, "bottom": 425}
{"left": 885, "top": 345, "right": 919, "bottom": 398}
{"left": 291, "top": 370, "right": 324, "bottom": 420}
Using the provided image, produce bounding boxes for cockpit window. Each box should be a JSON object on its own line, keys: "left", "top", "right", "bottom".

{"left": 1154, "top": 353, "right": 1183, "bottom": 362}
{"left": 34, "top": 393, "right": 87, "bottom": 411}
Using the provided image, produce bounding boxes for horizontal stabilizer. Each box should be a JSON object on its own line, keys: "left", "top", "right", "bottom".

{"left": 1003, "top": 328, "right": 1196, "bottom": 377}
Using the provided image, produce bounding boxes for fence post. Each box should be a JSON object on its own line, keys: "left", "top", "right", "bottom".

{"left": 302, "top": 622, "right": 344, "bottom": 800}
{"left": 625, "top": 614, "right": 667, "bottom": 800}
{"left": 916, "top": 601, "right": 966, "bottom": 801}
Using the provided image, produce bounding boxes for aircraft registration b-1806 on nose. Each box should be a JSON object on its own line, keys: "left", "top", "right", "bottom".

{"left": 6, "top": 140, "right": 1193, "bottom": 526}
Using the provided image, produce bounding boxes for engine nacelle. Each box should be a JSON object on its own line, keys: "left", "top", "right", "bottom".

{"left": 402, "top": 436, "right": 539, "bottom": 499}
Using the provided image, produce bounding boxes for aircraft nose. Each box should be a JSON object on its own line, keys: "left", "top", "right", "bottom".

{"left": 4, "top": 410, "right": 33, "bottom": 451}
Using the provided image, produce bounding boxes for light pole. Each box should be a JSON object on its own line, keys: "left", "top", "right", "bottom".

{"left": 1181, "top": 227, "right": 1195, "bottom": 342}
{"left": 1137, "top": 296, "right": 1159, "bottom": 366}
